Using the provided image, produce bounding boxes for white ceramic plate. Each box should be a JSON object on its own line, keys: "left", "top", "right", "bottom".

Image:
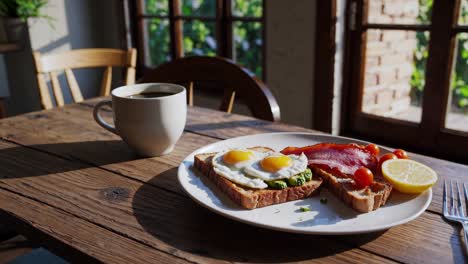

{"left": 177, "top": 133, "right": 432, "bottom": 235}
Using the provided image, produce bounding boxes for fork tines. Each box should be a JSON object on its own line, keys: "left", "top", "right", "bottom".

{"left": 444, "top": 180, "right": 468, "bottom": 220}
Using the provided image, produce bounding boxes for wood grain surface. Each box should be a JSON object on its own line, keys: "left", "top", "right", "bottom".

{"left": 0, "top": 98, "right": 466, "bottom": 263}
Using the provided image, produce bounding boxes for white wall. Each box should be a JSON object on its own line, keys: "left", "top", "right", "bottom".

{"left": 2, "top": 0, "right": 121, "bottom": 116}
{"left": 266, "top": 0, "right": 316, "bottom": 128}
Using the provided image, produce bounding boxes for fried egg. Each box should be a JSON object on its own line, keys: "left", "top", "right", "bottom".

{"left": 244, "top": 153, "right": 308, "bottom": 181}
{"left": 212, "top": 149, "right": 268, "bottom": 189}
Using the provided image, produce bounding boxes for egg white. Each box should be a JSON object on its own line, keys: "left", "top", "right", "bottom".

{"left": 244, "top": 153, "right": 308, "bottom": 181}
{"left": 212, "top": 149, "right": 269, "bottom": 189}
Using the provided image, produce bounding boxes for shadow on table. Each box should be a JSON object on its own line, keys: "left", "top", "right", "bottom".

{"left": 0, "top": 140, "right": 139, "bottom": 178}
{"left": 187, "top": 120, "right": 268, "bottom": 131}
{"left": 132, "top": 167, "right": 386, "bottom": 263}
{"left": 186, "top": 120, "right": 303, "bottom": 134}
{"left": 442, "top": 218, "right": 468, "bottom": 262}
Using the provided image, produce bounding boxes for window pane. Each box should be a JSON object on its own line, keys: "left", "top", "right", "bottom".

{"left": 147, "top": 19, "right": 171, "bottom": 66}
{"left": 232, "top": 0, "right": 262, "bottom": 17}
{"left": 445, "top": 33, "right": 468, "bottom": 132}
{"left": 143, "top": 0, "right": 169, "bottom": 16}
{"left": 180, "top": 0, "right": 216, "bottom": 17}
{"left": 367, "top": 0, "right": 431, "bottom": 24}
{"left": 459, "top": 0, "right": 468, "bottom": 25}
{"left": 182, "top": 20, "right": 217, "bottom": 56}
{"left": 361, "top": 30, "right": 430, "bottom": 123}
{"left": 233, "top": 21, "right": 262, "bottom": 77}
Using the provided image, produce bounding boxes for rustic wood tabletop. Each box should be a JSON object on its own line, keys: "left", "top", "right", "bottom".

{"left": 0, "top": 97, "right": 466, "bottom": 263}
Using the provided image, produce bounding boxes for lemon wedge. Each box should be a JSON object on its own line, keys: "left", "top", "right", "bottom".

{"left": 381, "top": 159, "right": 437, "bottom": 194}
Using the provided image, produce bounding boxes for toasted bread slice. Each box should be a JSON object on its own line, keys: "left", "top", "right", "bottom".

{"left": 194, "top": 147, "right": 323, "bottom": 209}
{"left": 311, "top": 167, "right": 392, "bottom": 213}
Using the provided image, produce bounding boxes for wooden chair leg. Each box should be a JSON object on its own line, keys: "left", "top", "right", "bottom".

{"left": 219, "top": 89, "right": 236, "bottom": 113}
{"left": 188, "top": 82, "right": 194, "bottom": 106}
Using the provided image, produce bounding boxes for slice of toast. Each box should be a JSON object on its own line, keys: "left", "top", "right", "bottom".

{"left": 194, "top": 147, "right": 323, "bottom": 209}
{"left": 311, "top": 167, "right": 392, "bottom": 213}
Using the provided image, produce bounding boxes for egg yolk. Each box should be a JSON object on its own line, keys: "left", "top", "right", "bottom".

{"left": 223, "top": 150, "right": 254, "bottom": 165}
{"left": 260, "top": 155, "right": 292, "bottom": 172}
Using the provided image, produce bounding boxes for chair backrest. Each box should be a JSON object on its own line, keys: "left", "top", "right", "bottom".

{"left": 33, "top": 48, "right": 137, "bottom": 109}
{"left": 140, "top": 56, "right": 280, "bottom": 122}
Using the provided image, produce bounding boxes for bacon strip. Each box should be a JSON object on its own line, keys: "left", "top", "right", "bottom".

{"left": 281, "top": 143, "right": 378, "bottom": 177}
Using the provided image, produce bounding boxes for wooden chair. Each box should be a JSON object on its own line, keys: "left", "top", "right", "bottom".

{"left": 33, "top": 48, "right": 137, "bottom": 109}
{"left": 140, "top": 56, "right": 280, "bottom": 122}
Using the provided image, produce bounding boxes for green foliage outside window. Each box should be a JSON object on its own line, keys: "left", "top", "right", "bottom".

{"left": 232, "top": 0, "right": 263, "bottom": 76}
{"left": 180, "top": 0, "right": 215, "bottom": 16}
{"left": 180, "top": 0, "right": 217, "bottom": 56}
{"left": 144, "top": 0, "right": 168, "bottom": 15}
{"left": 147, "top": 18, "right": 171, "bottom": 66}
{"left": 411, "top": 0, "right": 468, "bottom": 113}
{"left": 183, "top": 20, "right": 217, "bottom": 57}
{"left": 144, "top": 0, "right": 263, "bottom": 77}
{"left": 234, "top": 21, "right": 262, "bottom": 77}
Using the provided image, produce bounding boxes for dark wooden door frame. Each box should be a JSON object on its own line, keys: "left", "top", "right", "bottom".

{"left": 340, "top": 0, "right": 468, "bottom": 164}
{"left": 312, "top": 0, "right": 337, "bottom": 133}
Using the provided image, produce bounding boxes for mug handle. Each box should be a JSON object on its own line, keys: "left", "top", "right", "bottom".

{"left": 93, "top": 100, "right": 118, "bottom": 135}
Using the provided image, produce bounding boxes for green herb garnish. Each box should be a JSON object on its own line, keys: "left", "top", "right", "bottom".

{"left": 320, "top": 198, "right": 328, "bottom": 204}
{"left": 299, "top": 206, "right": 310, "bottom": 212}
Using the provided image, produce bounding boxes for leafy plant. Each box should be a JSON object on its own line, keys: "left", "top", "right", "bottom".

{"left": 0, "top": 0, "right": 49, "bottom": 21}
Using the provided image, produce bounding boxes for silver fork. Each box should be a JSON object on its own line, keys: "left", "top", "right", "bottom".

{"left": 443, "top": 180, "right": 468, "bottom": 255}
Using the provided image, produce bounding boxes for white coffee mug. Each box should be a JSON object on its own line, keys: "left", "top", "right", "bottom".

{"left": 93, "top": 83, "right": 187, "bottom": 157}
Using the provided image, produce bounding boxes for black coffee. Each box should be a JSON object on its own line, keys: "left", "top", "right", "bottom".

{"left": 127, "top": 91, "right": 175, "bottom": 99}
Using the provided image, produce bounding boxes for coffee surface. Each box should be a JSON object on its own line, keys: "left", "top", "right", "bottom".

{"left": 127, "top": 91, "right": 175, "bottom": 99}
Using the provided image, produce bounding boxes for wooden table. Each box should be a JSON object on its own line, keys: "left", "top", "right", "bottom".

{"left": 0, "top": 97, "right": 466, "bottom": 264}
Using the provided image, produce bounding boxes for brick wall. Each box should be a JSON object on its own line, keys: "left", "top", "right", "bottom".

{"left": 362, "top": 0, "right": 419, "bottom": 116}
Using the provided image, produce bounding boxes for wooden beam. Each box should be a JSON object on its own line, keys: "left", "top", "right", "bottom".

{"left": 169, "top": 0, "right": 183, "bottom": 59}
{"left": 312, "top": 0, "right": 336, "bottom": 132}
{"left": 420, "top": 0, "right": 460, "bottom": 142}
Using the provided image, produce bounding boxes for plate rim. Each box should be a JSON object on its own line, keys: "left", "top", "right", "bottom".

{"left": 177, "top": 132, "right": 433, "bottom": 235}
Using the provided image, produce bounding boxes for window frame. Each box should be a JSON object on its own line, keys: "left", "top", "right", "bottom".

{"left": 128, "top": 0, "right": 266, "bottom": 79}
{"left": 341, "top": 0, "right": 468, "bottom": 163}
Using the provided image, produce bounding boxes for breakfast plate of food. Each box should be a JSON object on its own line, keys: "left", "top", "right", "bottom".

{"left": 178, "top": 133, "right": 436, "bottom": 235}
